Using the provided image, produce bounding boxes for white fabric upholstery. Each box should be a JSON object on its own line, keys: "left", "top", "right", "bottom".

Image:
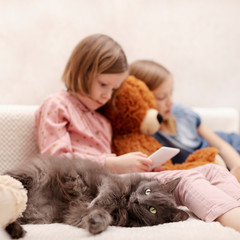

{"left": 1, "top": 218, "right": 240, "bottom": 240}
{"left": 194, "top": 107, "right": 240, "bottom": 133}
{"left": 0, "top": 105, "right": 39, "bottom": 174}
{"left": 0, "top": 105, "right": 240, "bottom": 239}
{"left": 21, "top": 218, "right": 240, "bottom": 240}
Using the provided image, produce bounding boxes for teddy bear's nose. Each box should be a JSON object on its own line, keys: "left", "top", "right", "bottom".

{"left": 157, "top": 113, "right": 163, "bottom": 123}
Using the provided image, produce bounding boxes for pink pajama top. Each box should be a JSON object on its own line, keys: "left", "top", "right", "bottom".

{"left": 35, "top": 90, "right": 116, "bottom": 166}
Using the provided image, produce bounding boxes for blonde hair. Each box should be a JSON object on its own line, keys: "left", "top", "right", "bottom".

{"left": 62, "top": 34, "right": 128, "bottom": 95}
{"left": 129, "top": 60, "right": 170, "bottom": 90}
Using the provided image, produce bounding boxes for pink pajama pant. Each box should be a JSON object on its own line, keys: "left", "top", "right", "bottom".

{"left": 143, "top": 164, "right": 240, "bottom": 222}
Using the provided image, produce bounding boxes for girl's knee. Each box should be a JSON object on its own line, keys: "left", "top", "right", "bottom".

{"left": 208, "top": 163, "right": 228, "bottom": 171}
{"left": 207, "top": 164, "right": 231, "bottom": 178}
{"left": 195, "top": 163, "right": 229, "bottom": 177}
{"left": 179, "top": 169, "right": 205, "bottom": 182}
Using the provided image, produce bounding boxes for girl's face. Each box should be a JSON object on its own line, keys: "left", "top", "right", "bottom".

{"left": 152, "top": 75, "right": 174, "bottom": 121}
{"left": 78, "top": 71, "right": 128, "bottom": 111}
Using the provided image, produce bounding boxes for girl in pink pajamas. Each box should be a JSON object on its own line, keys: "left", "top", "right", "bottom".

{"left": 35, "top": 34, "right": 240, "bottom": 232}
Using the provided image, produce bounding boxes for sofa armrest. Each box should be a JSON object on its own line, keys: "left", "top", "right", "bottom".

{"left": 0, "top": 105, "right": 39, "bottom": 174}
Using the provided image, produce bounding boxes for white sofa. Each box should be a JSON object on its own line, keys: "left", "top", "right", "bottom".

{"left": 0, "top": 105, "right": 240, "bottom": 240}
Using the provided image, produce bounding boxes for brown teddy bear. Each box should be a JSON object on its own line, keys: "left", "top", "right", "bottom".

{"left": 103, "top": 76, "right": 226, "bottom": 170}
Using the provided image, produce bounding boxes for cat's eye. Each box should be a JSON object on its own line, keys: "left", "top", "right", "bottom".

{"left": 145, "top": 188, "right": 151, "bottom": 195}
{"left": 149, "top": 207, "right": 157, "bottom": 214}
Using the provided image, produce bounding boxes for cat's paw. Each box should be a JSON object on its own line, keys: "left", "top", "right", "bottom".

{"left": 5, "top": 221, "right": 26, "bottom": 239}
{"left": 87, "top": 209, "right": 112, "bottom": 234}
{"left": 62, "top": 171, "right": 84, "bottom": 197}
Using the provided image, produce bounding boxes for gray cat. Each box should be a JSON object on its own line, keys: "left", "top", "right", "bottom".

{"left": 5, "top": 156, "right": 189, "bottom": 239}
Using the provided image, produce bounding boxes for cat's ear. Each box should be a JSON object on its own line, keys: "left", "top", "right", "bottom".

{"left": 161, "top": 177, "right": 181, "bottom": 194}
{"left": 172, "top": 209, "right": 189, "bottom": 222}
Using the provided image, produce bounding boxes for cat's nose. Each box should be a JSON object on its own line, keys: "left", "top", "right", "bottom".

{"left": 133, "top": 198, "right": 139, "bottom": 204}
{"left": 130, "top": 193, "right": 139, "bottom": 204}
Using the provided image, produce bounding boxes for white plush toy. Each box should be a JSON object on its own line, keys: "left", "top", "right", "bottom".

{"left": 0, "top": 175, "right": 27, "bottom": 229}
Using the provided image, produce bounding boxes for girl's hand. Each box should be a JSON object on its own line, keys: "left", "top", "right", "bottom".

{"left": 105, "top": 152, "right": 153, "bottom": 174}
{"left": 152, "top": 165, "right": 164, "bottom": 172}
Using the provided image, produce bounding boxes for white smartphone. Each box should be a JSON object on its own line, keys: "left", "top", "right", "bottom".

{"left": 148, "top": 146, "right": 180, "bottom": 170}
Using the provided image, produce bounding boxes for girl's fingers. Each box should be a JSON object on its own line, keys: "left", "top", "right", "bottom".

{"left": 153, "top": 165, "right": 164, "bottom": 172}
{"left": 132, "top": 152, "right": 148, "bottom": 157}
{"left": 141, "top": 157, "right": 153, "bottom": 166}
{"left": 138, "top": 166, "right": 149, "bottom": 172}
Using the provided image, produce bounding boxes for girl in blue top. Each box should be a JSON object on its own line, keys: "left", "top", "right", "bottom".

{"left": 129, "top": 60, "right": 240, "bottom": 182}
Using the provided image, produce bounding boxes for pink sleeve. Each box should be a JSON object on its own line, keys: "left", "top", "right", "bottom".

{"left": 35, "top": 97, "right": 73, "bottom": 155}
{"left": 73, "top": 152, "right": 116, "bottom": 167}
{"left": 35, "top": 96, "right": 116, "bottom": 166}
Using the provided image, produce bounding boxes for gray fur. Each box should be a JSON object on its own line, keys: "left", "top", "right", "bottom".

{"left": 5, "top": 155, "right": 188, "bottom": 238}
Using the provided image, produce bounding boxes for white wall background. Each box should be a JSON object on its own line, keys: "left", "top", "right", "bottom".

{"left": 0, "top": 0, "right": 240, "bottom": 111}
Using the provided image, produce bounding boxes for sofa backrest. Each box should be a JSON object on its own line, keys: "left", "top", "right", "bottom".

{"left": 0, "top": 105, "right": 239, "bottom": 174}
{"left": 194, "top": 107, "right": 240, "bottom": 133}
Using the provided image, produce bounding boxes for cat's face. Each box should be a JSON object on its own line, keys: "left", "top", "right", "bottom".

{"left": 127, "top": 178, "right": 188, "bottom": 226}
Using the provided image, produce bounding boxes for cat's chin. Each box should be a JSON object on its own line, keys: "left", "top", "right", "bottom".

{"left": 127, "top": 201, "right": 141, "bottom": 220}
